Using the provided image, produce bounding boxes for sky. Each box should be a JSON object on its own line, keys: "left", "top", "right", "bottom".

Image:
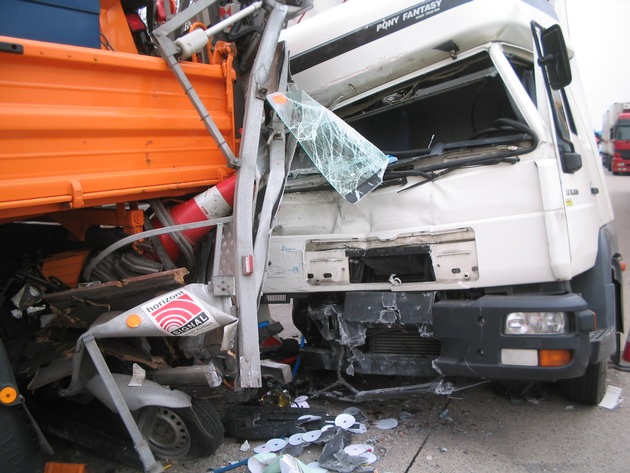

{"left": 561, "top": 0, "right": 630, "bottom": 131}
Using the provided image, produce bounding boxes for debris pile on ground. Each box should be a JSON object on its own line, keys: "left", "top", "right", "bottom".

{"left": 207, "top": 374, "right": 428, "bottom": 473}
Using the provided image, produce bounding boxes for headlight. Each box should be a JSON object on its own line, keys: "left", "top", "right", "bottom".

{"left": 504, "top": 311, "right": 568, "bottom": 335}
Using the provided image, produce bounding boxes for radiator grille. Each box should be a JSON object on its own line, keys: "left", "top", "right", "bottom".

{"left": 367, "top": 329, "right": 440, "bottom": 356}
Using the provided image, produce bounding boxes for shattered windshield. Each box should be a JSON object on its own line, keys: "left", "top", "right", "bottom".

{"left": 268, "top": 90, "right": 390, "bottom": 203}
{"left": 281, "top": 52, "right": 536, "bottom": 192}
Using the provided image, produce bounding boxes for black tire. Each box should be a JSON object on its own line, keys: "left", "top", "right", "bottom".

{"left": 560, "top": 360, "right": 607, "bottom": 406}
{"left": 0, "top": 404, "right": 43, "bottom": 473}
{"left": 139, "top": 398, "right": 224, "bottom": 460}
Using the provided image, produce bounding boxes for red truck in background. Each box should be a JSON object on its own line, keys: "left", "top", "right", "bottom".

{"left": 601, "top": 102, "right": 630, "bottom": 174}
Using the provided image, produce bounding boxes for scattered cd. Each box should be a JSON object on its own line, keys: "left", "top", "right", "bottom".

{"left": 344, "top": 444, "right": 373, "bottom": 456}
{"left": 253, "top": 444, "right": 270, "bottom": 454}
{"left": 321, "top": 424, "right": 335, "bottom": 432}
{"left": 375, "top": 418, "right": 398, "bottom": 430}
{"left": 291, "top": 395, "right": 310, "bottom": 408}
{"left": 298, "top": 414, "right": 322, "bottom": 423}
{"left": 288, "top": 433, "right": 305, "bottom": 446}
{"left": 302, "top": 430, "right": 323, "bottom": 443}
{"left": 265, "top": 438, "right": 288, "bottom": 452}
{"left": 343, "top": 406, "right": 364, "bottom": 418}
{"left": 334, "top": 413, "right": 356, "bottom": 430}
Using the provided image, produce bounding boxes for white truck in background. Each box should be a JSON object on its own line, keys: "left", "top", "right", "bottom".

{"left": 262, "top": 0, "right": 624, "bottom": 405}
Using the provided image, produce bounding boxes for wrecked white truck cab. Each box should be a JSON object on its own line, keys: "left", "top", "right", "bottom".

{"left": 263, "top": 0, "right": 623, "bottom": 405}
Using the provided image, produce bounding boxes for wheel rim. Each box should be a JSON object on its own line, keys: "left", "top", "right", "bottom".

{"left": 146, "top": 407, "right": 191, "bottom": 459}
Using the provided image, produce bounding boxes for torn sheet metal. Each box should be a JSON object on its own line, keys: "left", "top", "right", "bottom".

{"left": 42, "top": 268, "right": 189, "bottom": 326}
{"left": 318, "top": 427, "right": 365, "bottom": 473}
{"left": 267, "top": 90, "right": 389, "bottom": 203}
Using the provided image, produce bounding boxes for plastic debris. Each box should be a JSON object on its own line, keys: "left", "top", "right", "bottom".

{"left": 306, "top": 462, "right": 329, "bottom": 473}
{"left": 278, "top": 454, "right": 314, "bottom": 473}
{"left": 439, "top": 408, "right": 454, "bottom": 423}
{"left": 241, "top": 440, "right": 251, "bottom": 452}
{"left": 598, "top": 385, "right": 623, "bottom": 409}
{"left": 248, "top": 453, "right": 313, "bottom": 473}
{"left": 128, "top": 363, "right": 146, "bottom": 387}
{"left": 247, "top": 453, "right": 277, "bottom": 473}
{"left": 346, "top": 423, "right": 367, "bottom": 434}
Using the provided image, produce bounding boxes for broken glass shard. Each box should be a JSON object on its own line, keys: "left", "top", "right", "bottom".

{"left": 268, "top": 90, "right": 389, "bottom": 203}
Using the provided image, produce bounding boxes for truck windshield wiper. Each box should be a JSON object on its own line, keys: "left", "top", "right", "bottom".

{"left": 385, "top": 118, "right": 538, "bottom": 170}
{"left": 381, "top": 118, "right": 538, "bottom": 191}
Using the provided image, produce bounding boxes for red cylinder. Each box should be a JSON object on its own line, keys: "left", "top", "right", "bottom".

{"left": 152, "top": 174, "right": 236, "bottom": 262}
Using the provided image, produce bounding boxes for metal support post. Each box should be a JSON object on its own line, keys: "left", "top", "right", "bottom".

{"left": 83, "top": 335, "right": 163, "bottom": 473}
{"left": 232, "top": 2, "right": 291, "bottom": 389}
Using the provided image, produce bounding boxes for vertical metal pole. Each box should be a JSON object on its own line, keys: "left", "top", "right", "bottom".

{"left": 83, "top": 336, "right": 163, "bottom": 473}
{"left": 233, "top": 2, "right": 290, "bottom": 388}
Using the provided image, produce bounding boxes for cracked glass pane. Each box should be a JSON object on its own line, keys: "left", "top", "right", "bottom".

{"left": 268, "top": 90, "right": 389, "bottom": 203}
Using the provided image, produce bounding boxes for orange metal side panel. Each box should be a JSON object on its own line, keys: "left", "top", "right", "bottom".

{"left": 0, "top": 35, "right": 236, "bottom": 222}
{"left": 100, "top": 0, "right": 138, "bottom": 54}
{"left": 40, "top": 249, "right": 91, "bottom": 288}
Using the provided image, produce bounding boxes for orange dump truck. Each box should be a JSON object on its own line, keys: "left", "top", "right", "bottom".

{"left": 1, "top": 0, "right": 236, "bottom": 224}
{"left": 0, "top": 1, "right": 307, "bottom": 470}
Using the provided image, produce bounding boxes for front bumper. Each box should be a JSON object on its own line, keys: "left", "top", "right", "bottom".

{"left": 298, "top": 292, "right": 615, "bottom": 382}
{"left": 612, "top": 158, "right": 630, "bottom": 173}
{"left": 432, "top": 293, "right": 610, "bottom": 381}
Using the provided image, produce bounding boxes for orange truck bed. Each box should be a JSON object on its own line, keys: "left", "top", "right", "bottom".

{"left": 0, "top": 1, "right": 237, "bottom": 224}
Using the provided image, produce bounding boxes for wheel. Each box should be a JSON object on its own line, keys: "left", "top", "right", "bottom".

{"left": 137, "top": 398, "right": 224, "bottom": 460}
{"left": 559, "top": 360, "right": 607, "bottom": 405}
{"left": 0, "top": 405, "right": 43, "bottom": 472}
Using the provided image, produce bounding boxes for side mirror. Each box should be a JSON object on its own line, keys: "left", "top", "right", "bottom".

{"left": 540, "top": 24, "right": 572, "bottom": 90}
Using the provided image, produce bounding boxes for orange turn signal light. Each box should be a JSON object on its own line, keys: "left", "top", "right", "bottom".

{"left": 0, "top": 386, "right": 18, "bottom": 405}
{"left": 539, "top": 349, "right": 572, "bottom": 367}
{"left": 126, "top": 313, "right": 142, "bottom": 328}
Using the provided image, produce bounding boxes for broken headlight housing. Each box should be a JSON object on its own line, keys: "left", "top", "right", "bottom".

{"left": 504, "top": 311, "right": 568, "bottom": 335}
